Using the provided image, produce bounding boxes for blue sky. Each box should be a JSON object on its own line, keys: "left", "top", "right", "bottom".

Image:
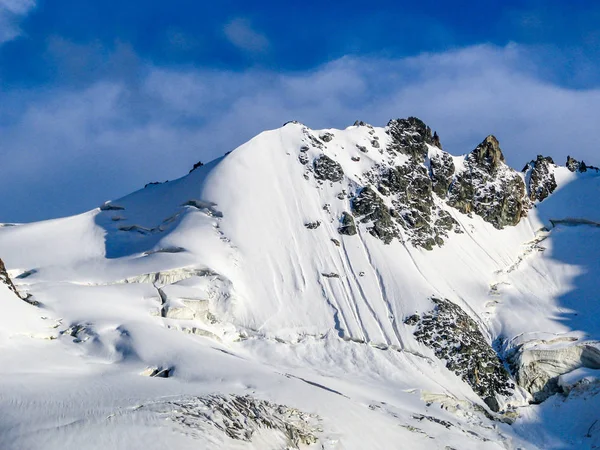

{"left": 1, "top": 0, "right": 600, "bottom": 222}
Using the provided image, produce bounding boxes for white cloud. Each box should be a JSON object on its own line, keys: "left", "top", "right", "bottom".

{"left": 0, "top": 0, "right": 35, "bottom": 44}
{"left": 223, "top": 18, "right": 270, "bottom": 53}
{"left": 2, "top": 43, "right": 600, "bottom": 222}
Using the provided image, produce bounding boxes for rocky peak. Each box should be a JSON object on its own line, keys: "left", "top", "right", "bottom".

{"left": 386, "top": 117, "right": 436, "bottom": 160}
{"left": 432, "top": 131, "right": 442, "bottom": 149}
{"left": 448, "top": 135, "right": 528, "bottom": 229}
{"left": 567, "top": 156, "right": 600, "bottom": 173}
{"left": 524, "top": 155, "right": 557, "bottom": 202}
{"left": 300, "top": 119, "right": 548, "bottom": 248}
{"left": 470, "top": 135, "right": 505, "bottom": 173}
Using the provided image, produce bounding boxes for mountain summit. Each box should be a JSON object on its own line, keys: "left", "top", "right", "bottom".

{"left": 1, "top": 118, "right": 599, "bottom": 449}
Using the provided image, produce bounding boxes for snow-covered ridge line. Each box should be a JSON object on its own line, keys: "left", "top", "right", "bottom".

{"left": 0, "top": 116, "right": 599, "bottom": 449}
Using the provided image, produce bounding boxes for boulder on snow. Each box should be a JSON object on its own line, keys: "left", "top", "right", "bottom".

{"left": 338, "top": 212, "right": 357, "bottom": 236}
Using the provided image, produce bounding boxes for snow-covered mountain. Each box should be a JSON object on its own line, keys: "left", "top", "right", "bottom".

{"left": 1, "top": 118, "right": 600, "bottom": 449}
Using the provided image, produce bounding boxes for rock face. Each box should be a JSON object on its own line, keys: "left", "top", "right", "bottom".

{"left": 313, "top": 155, "right": 344, "bottom": 182}
{"left": 0, "top": 258, "right": 19, "bottom": 297}
{"left": 352, "top": 187, "right": 398, "bottom": 244}
{"left": 567, "top": 155, "right": 586, "bottom": 173}
{"left": 448, "top": 136, "right": 529, "bottom": 229}
{"left": 429, "top": 152, "right": 455, "bottom": 197}
{"left": 346, "top": 119, "right": 459, "bottom": 249}
{"left": 300, "top": 118, "right": 592, "bottom": 250}
{"left": 411, "top": 298, "right": 514, "bottom": 411}
{"left": 524, "top": 155, "right": 558, "bottom": 202}
{"left": 386, "top": 117, "right": 436, "bottom": 159}
{"left": 345, "top": 126, "right": 532, "bottom": 247}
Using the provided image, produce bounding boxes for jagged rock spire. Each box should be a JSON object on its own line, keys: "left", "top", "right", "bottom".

{"left": 471, "top": 135, "right": 505, "bottom": 172}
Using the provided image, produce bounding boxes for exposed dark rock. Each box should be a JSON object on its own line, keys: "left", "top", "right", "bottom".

{"left": 142, "top": 366, "right": 173, "bottom": 378}
{"left": 448, "top": 136, "right": 528, "bottom": 229}
{"left": 412, "top": 414, "right": 453, "bottom": 429}
{"left": 189, "top": 160, "right": 204, "bottom": 173}
{"left": 413, "top": 298, "right": 514, "bottom": 411}
{"left": 304, "top": 221, "right": 321, "bottom": 230}
{"left": 404, "top": 314, "right": 420, "bottom": 326}
{"left": 0, "top": 258, "right": 19, "bottom": 297}
{"left": 566, "top": 156, "right": 582, "bottom": 172}
{"left": 524, "top": 155, "right": 558, "bottom": 202}
{"left": 565, "top": 156, "right": 599, "bottom": 173}
{"left": 298, "top": 153, "right": 309, "bottom": 165}
{"left": 313, "top": 155, "right": 344, "bottom": 182}
{"left": 319, "top": 133, "right": 334, "bottom": 142}
{"left": 100, "top": 202, "right": 125, "bottom": 211}
{"left": 386, "top": 117, "right": 435, "bottom": 160}
{"left": 305, "top": 120, "right": 533, "bottom": 249}
{"left": 183, "top": 200, "right": 223, "bottom": 218}
{"left": 338, "top": 212, "right": 357, "bottom": 236}
{"left": 374, "top": 159, "right": 458, "bottom": 249}
{"left": 331, "top": 238, "right": 341, "bottom": 247}
{"left": 470, "top": 136, "right": 505, "bottom": 172}
{"left": 145, "top": 181, "right": 168, "bottom": 188}
{"left": 483, "top": 396, "right": 500, "bottom": 413}
{"left": 321, "top": 272, "right": 340, "bottom": 278}
{"left": 351, "top": 187, "right": 398, "bottom": 244}
{"left": 351, "top": 156, "right": 360, "bottom": 162}
{"left": 432, "top": 131, "right": 442, "bottom": 149}
{"left": 429, "top": 152, "right": 455, "bottom": 198}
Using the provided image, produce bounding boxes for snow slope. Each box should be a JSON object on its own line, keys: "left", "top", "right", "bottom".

{"left": 1, "top": 120, "right": 599, "bottom": 449}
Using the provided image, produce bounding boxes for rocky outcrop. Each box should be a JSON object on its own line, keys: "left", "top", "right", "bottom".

{"left": 429, "top": 152, "right": 455, "bottom": 197}
{"left": 567, "top": 155, "right": 586, "bottom": 173}
{"left": 448, "top": 136, "right": 529, "bottom": 229}
{"left": 345, "top": 121, "right": 459, "bottom": 249}
{"left": 303, "top": 119, "right": 554, "bottom": 249}
{"left": 304, "top": 221, "right": 321, "bottom": 230}
{"left": 386, "top": 117, "right": 437, "bottom": 160}
{"left": 338, "top": 212, "right": 357, "bottom": 236}
{"left": 523, "top": 155, "right": 557, "bottom": 202}
{"left": 0, "top": 258, "right": 19, "bottom": 297}
{"left": 351, "top": 187, "right": 398, "bottom": 244}
{"left": 313, "top": 155, "right": 344, "bottom": 182}
{"left": 410, "top": 298, "right": 514, "bottom": 411}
